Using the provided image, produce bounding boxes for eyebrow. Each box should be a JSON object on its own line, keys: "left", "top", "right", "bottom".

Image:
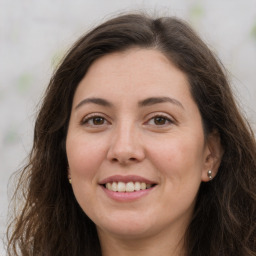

{"left": 138, "top": 97, "right": 184, "bottom": 109}
{"left": 75, "top": 96, "right": 184, "bottom": 110}
{"left": 75, "top": 97, "right": 113, "bottom": 110}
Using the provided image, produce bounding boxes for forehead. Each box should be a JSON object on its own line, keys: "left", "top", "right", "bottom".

{"left": 74, "top": 48, "right": 191, "bottom": 101}
{"left": 88, "top": 48, "right": 174, "bottom": 74}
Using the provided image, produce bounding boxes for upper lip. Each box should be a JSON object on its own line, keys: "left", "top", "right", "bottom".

{"left": 99, "top": 175, "right": 157, "bottom": 185}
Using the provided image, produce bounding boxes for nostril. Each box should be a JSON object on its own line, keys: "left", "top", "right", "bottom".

{"left": 111, "top": 157, "right": 137, "bottom": 164}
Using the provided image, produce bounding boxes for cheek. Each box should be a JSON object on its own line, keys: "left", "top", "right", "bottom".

{"left": 66, "top": 135, "right": 106, "bottom": 179}
{"left": 147, "top": 134, "right": 205, "bottom": 179}
{"left": 65, "top": 135, "right": 107, "bottom": 214}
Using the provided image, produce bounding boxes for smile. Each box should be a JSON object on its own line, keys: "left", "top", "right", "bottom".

{"left": 105, "top": 181, "right": 154, "bottom": 192}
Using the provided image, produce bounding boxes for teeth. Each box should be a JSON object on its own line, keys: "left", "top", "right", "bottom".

{"left": 134, "top": 181, "right": 140, "bottom": 191}
{"left": 141, "top": 182, "right": 146, "bottom": 190}
{"left": 106, "top": 183, "right": 112, "bottom": 190}
{"left": 112, "top": 182, "right": 117, "bottom": 192}
{"left": 117, "top": 182, "right": 126, "bottom": 192}
{"left": 105, "top": 181, "right": 153, "bottom": 192}
{"left": 146, "top": 184, "right": 151, "bottom": 189}
{"left": 126, "top": 182, "right": 134, "bottom": 192}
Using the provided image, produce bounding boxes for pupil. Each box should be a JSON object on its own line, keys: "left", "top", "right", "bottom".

{"left": 155, "top": 117, "right": 166, "bottom": 125}
{"left": 93, "top": 117, "right": 104, "bottom": 125}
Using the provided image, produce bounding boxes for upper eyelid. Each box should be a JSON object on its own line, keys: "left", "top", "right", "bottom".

{"left": 146, "top": 112, "right": 175, "bottom": 120}
{"left": 80, "top": 113, "right": 111, "bottom": 124}
{"left": 82, "top": 112, "right": 110, "bottom": 119}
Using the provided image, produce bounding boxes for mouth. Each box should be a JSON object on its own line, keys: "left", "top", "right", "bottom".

{"left": 103, "top": 181, "right": 156, "bottom": 192}
{"left": 99, "top": 175, "right": 157, "bottom": 193}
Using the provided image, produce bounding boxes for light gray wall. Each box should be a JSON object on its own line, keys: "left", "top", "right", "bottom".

{"left": 1, "top": 0, "right": 256, "bottom": 254}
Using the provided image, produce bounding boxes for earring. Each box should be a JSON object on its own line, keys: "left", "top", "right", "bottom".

{"left": 207, "top": 170, "right": 212, "bottom": 180}
{"left": 67, "top": 166, "right": 71, "bottom": 184}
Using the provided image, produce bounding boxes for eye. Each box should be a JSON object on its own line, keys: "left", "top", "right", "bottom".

{"left": 146, "top": 114, "right": 174, "bottom": 127}
{"left": 81, "top": 115, "right": 109, "bottom": 127}
{"left": 152, "top": 116, "right": 169, "bottom": 125}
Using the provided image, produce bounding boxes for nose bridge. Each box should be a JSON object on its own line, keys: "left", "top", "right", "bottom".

{"left": 107, "top": 118, "right": 144, "bottom": 163}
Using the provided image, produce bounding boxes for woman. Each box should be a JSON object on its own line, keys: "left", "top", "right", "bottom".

{"left": 7, "top": 13, "right": 256, "bottom": 256}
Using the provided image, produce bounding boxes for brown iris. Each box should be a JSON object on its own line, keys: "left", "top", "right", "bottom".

{"left": 92, "top": 117, "right": 105, "bottom": 125}
{"left": 154, "top": 117, "right": 167, "bottom": 125}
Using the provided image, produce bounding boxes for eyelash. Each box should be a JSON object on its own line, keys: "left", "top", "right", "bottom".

{"left": 145, "top": 114, "right": 174, "bottom": 127}
{"left": 80, "top": 113, "right": 174, "bottom": 128}
{"left": 81, "top": 114, "right": 110, "bottom": 127}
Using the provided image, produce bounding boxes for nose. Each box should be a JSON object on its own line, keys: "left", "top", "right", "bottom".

{"left": 107, "top": 122, "right": 145, "bottom": 165}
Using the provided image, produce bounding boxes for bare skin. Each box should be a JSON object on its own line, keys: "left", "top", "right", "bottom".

{"left": 66, "top": 48, "right": 222, "bottom": 256}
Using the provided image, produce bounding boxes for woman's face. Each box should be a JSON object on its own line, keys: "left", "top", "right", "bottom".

{"left": 66, "top": 48, "right": 214, "bottom": 240}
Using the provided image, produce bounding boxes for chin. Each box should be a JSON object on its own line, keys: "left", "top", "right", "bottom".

{"left": 95, "top": 215, "right": 155, "bottom": 239}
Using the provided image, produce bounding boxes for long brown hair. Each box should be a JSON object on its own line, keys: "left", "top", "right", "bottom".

{"left": 7, "top": 13, "right": 256, "bottom": 256}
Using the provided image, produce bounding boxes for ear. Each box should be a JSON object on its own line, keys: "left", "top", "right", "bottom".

{"left": 67, "top": 166, "right": 71, "bottom": 179}
{"left": 201, "top": 130, "right": 224, "bottom": 182}
{"left": 67, "top": 166, "right": 72, "bottom": 184}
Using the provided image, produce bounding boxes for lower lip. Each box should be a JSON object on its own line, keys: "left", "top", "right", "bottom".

{"left": 101, "top": 186, "right": 155, "bottom": 202}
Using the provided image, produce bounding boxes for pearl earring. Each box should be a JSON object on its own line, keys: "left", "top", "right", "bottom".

{"left": 68, "top": 178, "right": 72, "bottom": 184}
{"left": 207, "top": 170, "right": 212, "bottom": 180}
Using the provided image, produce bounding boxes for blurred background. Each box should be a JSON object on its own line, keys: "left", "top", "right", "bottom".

{"left": 1, "top": 0, "right": 256, "bottom": 254}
